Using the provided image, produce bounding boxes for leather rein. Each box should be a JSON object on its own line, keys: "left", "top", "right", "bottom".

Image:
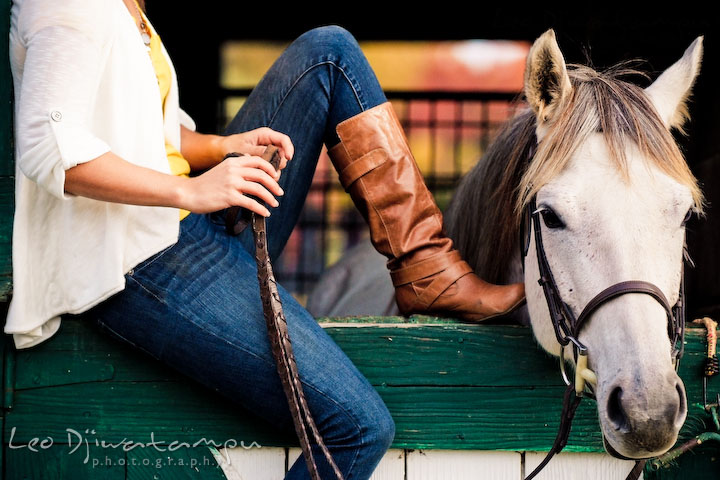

{"left": 224, "top": 146, "right": 344, "bottom": 480}
{"left": 520, "top": 140, "right": 687, "bottom": 480}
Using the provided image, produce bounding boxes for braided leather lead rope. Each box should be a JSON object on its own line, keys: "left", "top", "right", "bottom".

{"left": 225, "top": 146, "right": 344, "bottom": 480}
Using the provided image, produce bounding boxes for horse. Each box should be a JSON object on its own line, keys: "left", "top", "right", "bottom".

{"left": 308, "top": 30, "right": 704, "bottom": 461}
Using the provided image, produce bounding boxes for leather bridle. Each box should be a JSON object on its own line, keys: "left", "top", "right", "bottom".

{"left": 520, "top": 140, "right": 687, "bottom": 480}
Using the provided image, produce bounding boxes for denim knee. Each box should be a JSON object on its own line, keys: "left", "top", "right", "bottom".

{"left": 370, "top": 403, "right": 396, "bottom": 451}
{"left": 355, "top": 394, "right": 396, "bottom": 451}
{"left": 293, "top": 25, "right": 362, "bottom": 61}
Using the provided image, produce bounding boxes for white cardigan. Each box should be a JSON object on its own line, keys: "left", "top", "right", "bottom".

{"left": 5, "top": 0, "right": 197, "bottom": 349}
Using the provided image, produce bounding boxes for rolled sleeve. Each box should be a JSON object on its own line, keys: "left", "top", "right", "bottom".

{"left": 15, "top": 1, "right": 112, "bottom": 200}
{"left": 19, "top": 105, "right": 112, "bottom": 200}
{"left": 178, "top": 107, "right": 197, "bottom": 132}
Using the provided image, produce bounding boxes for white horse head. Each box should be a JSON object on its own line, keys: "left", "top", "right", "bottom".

{"left": 521, "top": 30, "right": 704, "bottom": 459}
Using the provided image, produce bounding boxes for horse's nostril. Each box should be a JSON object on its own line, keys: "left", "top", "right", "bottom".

{"left": 675, "top": 381, "right": 687, "bottom": 425}
{"left": 607, "top": 386, "right": 630, "bottom": 433}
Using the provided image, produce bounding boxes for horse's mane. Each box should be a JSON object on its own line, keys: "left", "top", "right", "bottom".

{"left": 444, "top": 62, "right": 704, "bottom": 284}
{"left": 444, "top": 107, "right": 536, "bottom": 284}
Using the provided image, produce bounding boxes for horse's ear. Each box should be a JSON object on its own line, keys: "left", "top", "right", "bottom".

{"left": 524, "top": 29, "right": 572, "bottom": 125}
{"left": 645, "top": 36, "right": 703, "bottom": 132}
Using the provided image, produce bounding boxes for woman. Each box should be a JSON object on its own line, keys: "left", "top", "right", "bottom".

{"left": 5, "top": 0, "right": 525, "bottom": 477}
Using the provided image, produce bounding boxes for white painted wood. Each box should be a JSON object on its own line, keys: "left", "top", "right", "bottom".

{"left": 209, "top": 446, "right": 641, "bottom": 480}
{"left": 407, "top": 449, "right": 522, "bottom": 480}
{"left": 211, "top": 446, "right": 286, "bottom": 480}
{"left": 287, "top": 447, "right": 302, "bottom": 469}
{"left": 524, "top": 451, "right": 642, "bottom": 480}
{"left": 288, "top": 447, "right": 405, "bottom": 479}
{"left": 369, "top": 449, "right": 405, "bottom": 479}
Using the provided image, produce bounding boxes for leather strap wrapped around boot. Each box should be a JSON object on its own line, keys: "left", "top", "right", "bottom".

{"left": 328, "top": 102, "right": 525, "bottom": 320}
{"left": 330, "top": 102, "right": 451, "bottom": 263}
{"left": 390, "top": 251, "right": 475, "bottom": 311}
{"left": 333, "top": 146, "right": 387, "bottom": 191}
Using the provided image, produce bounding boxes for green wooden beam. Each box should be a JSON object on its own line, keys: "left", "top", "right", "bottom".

{"left": 0, "top": 0, "right": 13, "bottom": 302}
{"left": 3, "top": 319, "right": 719, "bottom": 451}
{"left": 0, "top": 177, "right": 12, "bottom": 302}
{"left": 1, "top": 0, "right": 12, "bottom": 474}
{"left": 2, "top": 317, "right": 719, "bottom": 478}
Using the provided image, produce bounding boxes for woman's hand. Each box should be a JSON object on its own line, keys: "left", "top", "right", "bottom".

{"left": 180, "top": 126, "right": 295, "bottom": 172}
{"left": 177, "top": 154, "right": 285, "bottom": 217}
{"left": 216, "top": 127, "right": 295, "bottom": 171}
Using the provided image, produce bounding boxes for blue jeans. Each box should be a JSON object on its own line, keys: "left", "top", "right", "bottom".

{"left": 77, "top": 26, "right": 394, "bottom": 479}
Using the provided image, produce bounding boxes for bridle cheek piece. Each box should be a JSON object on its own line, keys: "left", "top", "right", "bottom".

{"left": 520, "top": 141, "right": 687, "bottom": 480}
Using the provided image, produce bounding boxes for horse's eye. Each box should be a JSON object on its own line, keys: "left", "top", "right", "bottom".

{"left": 681, "top": 209, "right": 693, "bottom": 226}
{"left": 541, "top": 208, "right": 565, "bottom": 229}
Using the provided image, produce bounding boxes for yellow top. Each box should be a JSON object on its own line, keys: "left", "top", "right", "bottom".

{"left": 135, "top": 1, "right": 191, "bottom": 220}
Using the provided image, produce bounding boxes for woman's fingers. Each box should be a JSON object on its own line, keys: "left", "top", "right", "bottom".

{"left": 242, "top": 146, "right": 286, "bottom": 175}
{"left": 241, "top": 168, "right": 284, "bottom": 197}
{"left": 238, "top": 180, "right": 279, "bottom": 208}
{"left": 253, "top": 127, "right": 294, "bottom": 165}
{"left": 234, "top": 193, "right": 271, "bottom": 218}
{"left": 232, "top": 155, "right": 280, "bottom": 181}
{"left": 244, "top": 145, "right": 267, "bottom": 157}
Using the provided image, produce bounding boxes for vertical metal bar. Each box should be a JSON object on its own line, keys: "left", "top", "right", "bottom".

{"left": 429, "top": 99, "right": 437, "bottom": 194}
{"left": 480, "top": 100, "right": 490, "bottom": 155}
{"left": 453, "top": 101, "right": 463, "bottom": 185}
{"left": 320, "top": 152, "right": 331, "bottom": 288}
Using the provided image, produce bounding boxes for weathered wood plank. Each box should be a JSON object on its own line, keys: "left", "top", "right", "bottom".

{"left": 0, "top": 177, "right": 13, "bottom": 302}
{"left": 327, "top": 324, "right": 710, "bottom": 388}
{"left": 18, "top": 320, "right": 568, "bottom": 388}
{"left": 14, "top": 351, "right": 115, "bottom": 389}
{"left": 213, "top": 446, "right": 285, "bottom": 480}
{"left": 524, "top": 452, "right": 638, "bottom": 480}
{"left": 3, "top": 443, "right": 125, "bottom": 479}
{"left": 1, "top": 306, "right": 6, "bottom": 471}
{"left": 5, "top": 318, "right": 718, "bottom": 455}
{"left": 319, "top": 315, "right": 478, "bottom": 325}
{"left": 367, "top": 448, "right": 405, "bottom": 480}
{"left": 3, "top": 323, "right": 15, "bottom": 410}
{"left": 0, "top": 381, "right": 613, "bottom": 451}
{"left": 406, "top": 449, "right": 521, "bottom": 480}
{"left": 381, "top": 384, "right": 606, "bottom": 451}
{"left": 3, "top": 443, "right": 228, "bottom": 480}
{"left": 126, "top": 446, "right": 227, "bottom": 479}
{"left": 14, "top": 349, "right": 172, "bottom": 389}
{"left": 17, "top": 318, "right": 712, "bottom": 390}
{"left": 3, "top": 380, "right": 295, "bottom": 447}
{"left": 288, "top": 447, "right": 405, "bottom": 479}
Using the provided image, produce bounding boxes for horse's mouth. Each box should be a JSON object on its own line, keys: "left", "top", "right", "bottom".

{"left": 602, "top": 435, "right": 652, "bottom": 461}
{"left": 601, "top": 429, "right": 678, "bottom": 461}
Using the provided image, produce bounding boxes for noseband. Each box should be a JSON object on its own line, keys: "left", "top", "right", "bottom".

{"left": 520, "top": 140, "right": 687, "bottom": 480}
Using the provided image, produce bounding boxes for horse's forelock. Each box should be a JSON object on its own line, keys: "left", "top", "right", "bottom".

{"left": 445, "top": 62, "right": 704, "bottom": 284}
{"left": 516, "top": 64, "right": 704, "bottom": 218}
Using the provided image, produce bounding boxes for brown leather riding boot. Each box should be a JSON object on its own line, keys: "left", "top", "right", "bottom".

{"left": 327, "top": 102, "right": 525, "bottom": 321}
